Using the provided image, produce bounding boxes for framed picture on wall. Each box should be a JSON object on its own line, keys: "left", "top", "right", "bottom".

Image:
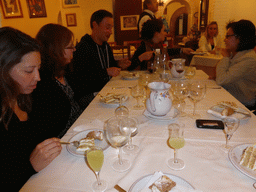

{"left": 62, "top": 0, "right": 79, "bottom": 8}
{"left": 120, "top": 15, "right": 139, "bottom": 31}
{"left": 26, "top": 0, "right": 47, "bottom": 18}
{"left": 66, "top": 13, "right": 77, "bottom": 27}
{"left": 0, "top": 0, "right": 23, "bottom": 19}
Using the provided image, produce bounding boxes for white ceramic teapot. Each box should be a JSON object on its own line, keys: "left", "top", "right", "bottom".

{"left": 146, "top": 82, "right": 172, "bottom": 116}
{"left": 170, "top": 58, "right": 185, "bottom": 78}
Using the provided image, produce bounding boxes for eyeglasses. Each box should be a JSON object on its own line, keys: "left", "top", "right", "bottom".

{"left": 65, "top": 45, "right": 75, "bottom": 50}
{"left": 225, "top": 34, "right": 237, "bottom": 39}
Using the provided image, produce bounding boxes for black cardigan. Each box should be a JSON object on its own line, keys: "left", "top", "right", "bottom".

{"left": 31, "top": 75, "right": 75, "bottom": 139}
{"left": 1, "top": 110, "right": 47, "bottom": 191}
{"left": 128, "top": 41, "right": 181, "bottom": 71}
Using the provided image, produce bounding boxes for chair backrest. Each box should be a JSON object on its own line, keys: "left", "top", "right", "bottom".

{"left": 111, "top": 45, "right": 128, "bottom": 59}
{"left": 108, "top": 42, "right": 117, "bottom": 47}
{"left": 124, "top": 40, "right": 142, "bottom": 60}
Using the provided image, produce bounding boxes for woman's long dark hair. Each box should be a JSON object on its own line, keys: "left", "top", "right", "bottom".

{"left": 36, "top": 23, "right": 74, "bottom": 79}
{"left": 0, "top": 27, "right": 40, "bottom": 129}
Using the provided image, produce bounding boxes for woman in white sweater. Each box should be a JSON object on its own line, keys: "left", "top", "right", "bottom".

{"left": 216, "top": 20, "right": 256, "bottom": 110}
{"left": 198, "top": 21, "right": 223, "bottom": 54}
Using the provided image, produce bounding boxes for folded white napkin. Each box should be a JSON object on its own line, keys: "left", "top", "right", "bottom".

{"left": 207, "top": 109, "right": 224, "bottom": 119}
{"left": 72, "top": 119, "right": 104, "bottom": 132}
{"left": 141, "top": 171, "right": 203, "bottom": 192}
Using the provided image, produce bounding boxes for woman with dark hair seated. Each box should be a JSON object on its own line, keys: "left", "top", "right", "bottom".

{"left": 128, "top": 19, "right": 193, "bottom": 71}
{"left": 32, "top": 24, "right": 83, "bottom": 138}
{"left": 216, "top": 19, "right": 256, "bottom": 111}
{"left": 0, "top": 27, "right": 62, "bottom": 191}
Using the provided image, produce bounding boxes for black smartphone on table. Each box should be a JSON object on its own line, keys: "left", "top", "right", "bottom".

{"left": 196, "top": 119, "right": 224, "bottom": 129}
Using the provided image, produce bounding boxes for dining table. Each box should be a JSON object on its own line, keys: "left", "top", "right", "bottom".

{"left": 20, "top": 70, "right": 256, "bottom": 192}
{"left": 190, "top": 54, "right": 223, "bottom": 67}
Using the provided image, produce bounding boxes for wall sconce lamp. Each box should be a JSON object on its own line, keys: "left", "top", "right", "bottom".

{"left": 159, "top": 0, "right": 164, "bottom": 6}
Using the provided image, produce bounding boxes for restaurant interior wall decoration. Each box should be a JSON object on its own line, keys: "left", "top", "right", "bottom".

{"left": 0, "top": 0, "right": 255, "bottom": 45}
{"left": 113, "top": 0, "right": 142, "bottom": 45}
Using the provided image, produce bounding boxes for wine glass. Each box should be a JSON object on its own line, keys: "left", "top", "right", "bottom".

{"left": 105, "top": 117, "right": 131, "bottom": 172}
{"left": 222, "top": 117, "right": 240, "bottom": 153}
{"left": 115, "top": 95, "right": 129, "bottom": 119}
{"left": 121, "top": 117, "right": 140, "bottom": 155}
{"left": 171, "top": 81, "right": 189, "bottom": 116}
{"left": 185, "top": 66, "right": 196, "bottom": 79}
{"left": 86, "top": 146, "right": 108, "bottom": 191}
{"left": 138, "top": 73, "right": 151, "bottom": 102}
{"left": 188, "top": 81, "right": 206, "bottom": 119}
{"left": 167, "top": 123, "right": 185, "bottom": 170}
{"left": 130, "top": 84, "right": 145, "bottom": 110}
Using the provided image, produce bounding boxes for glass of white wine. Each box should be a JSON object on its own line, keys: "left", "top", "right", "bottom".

{"left": 167, "top": 123, "right": 185, "bottom": 170}
{"left": 86, "top": 146, "right": 108, "bottom": 191}
{"left": 131, "top": 85, "right": 145, "bottom": 110}
{"left": 121, "top": 117, "right": 140, "bottom": 155}
{"left": 105, "top": 117, "right": 131, "bottom": 172}
{"left": 184, "top": 66, "right": 196, "bottom": 79}
{"left": 222, "top": 117, "right": 240, "bottom": 153}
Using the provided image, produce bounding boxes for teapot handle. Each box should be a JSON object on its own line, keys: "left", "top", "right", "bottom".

{"left": 150, "top": 90, "right": 157, "bottom": 112}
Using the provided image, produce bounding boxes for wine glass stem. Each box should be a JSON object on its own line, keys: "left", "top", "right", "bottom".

{"left": 226, "top": 134, "right": 232, "bottom": 148}
{"left": 118, "top": 147, "right": 123, "bottom": 165}
{"left": 95, "top": 171, "right": 101, "bottom": 186}
{"left": 193, "top": 101, "right": 197, "bottom": 115}
{"left": 173, "top": 149, "right": 178, "bottom": 163}
{"left": 136, "top": 98, "right": 140, "bottom": 106}
{"left": 127, "top": 137, "right": 134, "bottom": 149}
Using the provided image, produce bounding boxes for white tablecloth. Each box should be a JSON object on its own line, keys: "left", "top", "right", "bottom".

{"left": 21, "top": 70, "right": 256, "bottom": 192}
{"left": 190, "top": 54, "right": 223, "bottom": 67}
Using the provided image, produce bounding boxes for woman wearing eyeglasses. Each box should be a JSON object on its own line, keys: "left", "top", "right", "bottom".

{"left": 216, "top": 20, "right": 256, "bottom": 111}
{"left": 32, "top": 23, "right": 83, "bottom": 138}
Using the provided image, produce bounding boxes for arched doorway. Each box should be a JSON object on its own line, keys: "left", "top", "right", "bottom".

{"left": 170, "top": 7, "right": 188, "bottom": 45}
{"left": 164, "top": 0, "right": 192, "bottom": 45}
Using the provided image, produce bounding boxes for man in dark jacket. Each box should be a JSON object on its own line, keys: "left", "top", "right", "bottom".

{"left": 69, "top": 10, "right": 131, "bottom": 107}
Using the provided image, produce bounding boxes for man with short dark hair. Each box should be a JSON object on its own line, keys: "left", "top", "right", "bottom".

{"left": 68, "top": 10, "right": 131, "bottom": 108}
{"left": 138, "top": 0, "right": 159, "bottom": 34}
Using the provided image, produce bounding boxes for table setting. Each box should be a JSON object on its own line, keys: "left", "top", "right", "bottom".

{"left": 21, "top": 68, "right": 256, "bottom": 192}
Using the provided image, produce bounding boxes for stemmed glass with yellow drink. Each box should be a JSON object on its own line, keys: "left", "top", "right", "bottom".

{"left": 167, "top": 123, "right": 186, "bottom": 170}
{"left": 87, "top": 146, "right": 108, "bottom": 191}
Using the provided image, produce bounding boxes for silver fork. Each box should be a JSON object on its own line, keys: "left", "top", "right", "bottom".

{"left": 60, "top": 141, "right": 80, "bottom": 148}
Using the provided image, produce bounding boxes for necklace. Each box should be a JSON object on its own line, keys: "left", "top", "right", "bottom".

{"left": 96, "top": 44, "right": 109, "bottom": 69}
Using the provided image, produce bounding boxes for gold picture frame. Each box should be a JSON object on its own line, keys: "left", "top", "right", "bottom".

{"left": 120, "top": 15, "right": 139, "bottom": 31}
{"left": 66, "top": 13, "right": 77, "bottom": 27}
{"left": 26, "top": 0, "right": 47, "bottom": 18}
{"left": 62, "top": 0, "right": 79, "bottom": 8}
{"left": 0, "top": 0, "right": 23, "bottom": 19}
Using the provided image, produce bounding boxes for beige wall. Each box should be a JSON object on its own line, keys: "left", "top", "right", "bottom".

{"left": 209, "top": 0, "right": 256, "bottom": 47}
{"left": 1, "top": 0, "right": 256, "bottom": 44}
{"left": 0, "top": 0, "right": 114, "bottom": 42}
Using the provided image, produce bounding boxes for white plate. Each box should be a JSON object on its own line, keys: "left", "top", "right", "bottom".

{"left": 143, "top": 107, "right": 180, "bottom": 121}
{"left": 100, "top": 94, "right": 128, "bottom": 105}
{"left": 66, "top": 129, "right": 109, "bottom": 157}
{"left": 228, "top": 143, "right": 256, "bottom": 180}
{"left": 128, "top": 173, "right": 195, "bottom": 192}
{"left": 122, "top": 72, "right": 139, "bottom": 80}
{"left": 208, "top": 105, "right": 251, "bottom": 120}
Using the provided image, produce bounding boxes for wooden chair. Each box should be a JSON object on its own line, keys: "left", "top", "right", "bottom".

{"left": 108, "top": 42, "right": 117, "bottom": 47}
{"left": 124, "top": 40, "right": 142, "bottom": 60}
{"left": 111, "top": 45, "right": 128, "bottom": 60}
